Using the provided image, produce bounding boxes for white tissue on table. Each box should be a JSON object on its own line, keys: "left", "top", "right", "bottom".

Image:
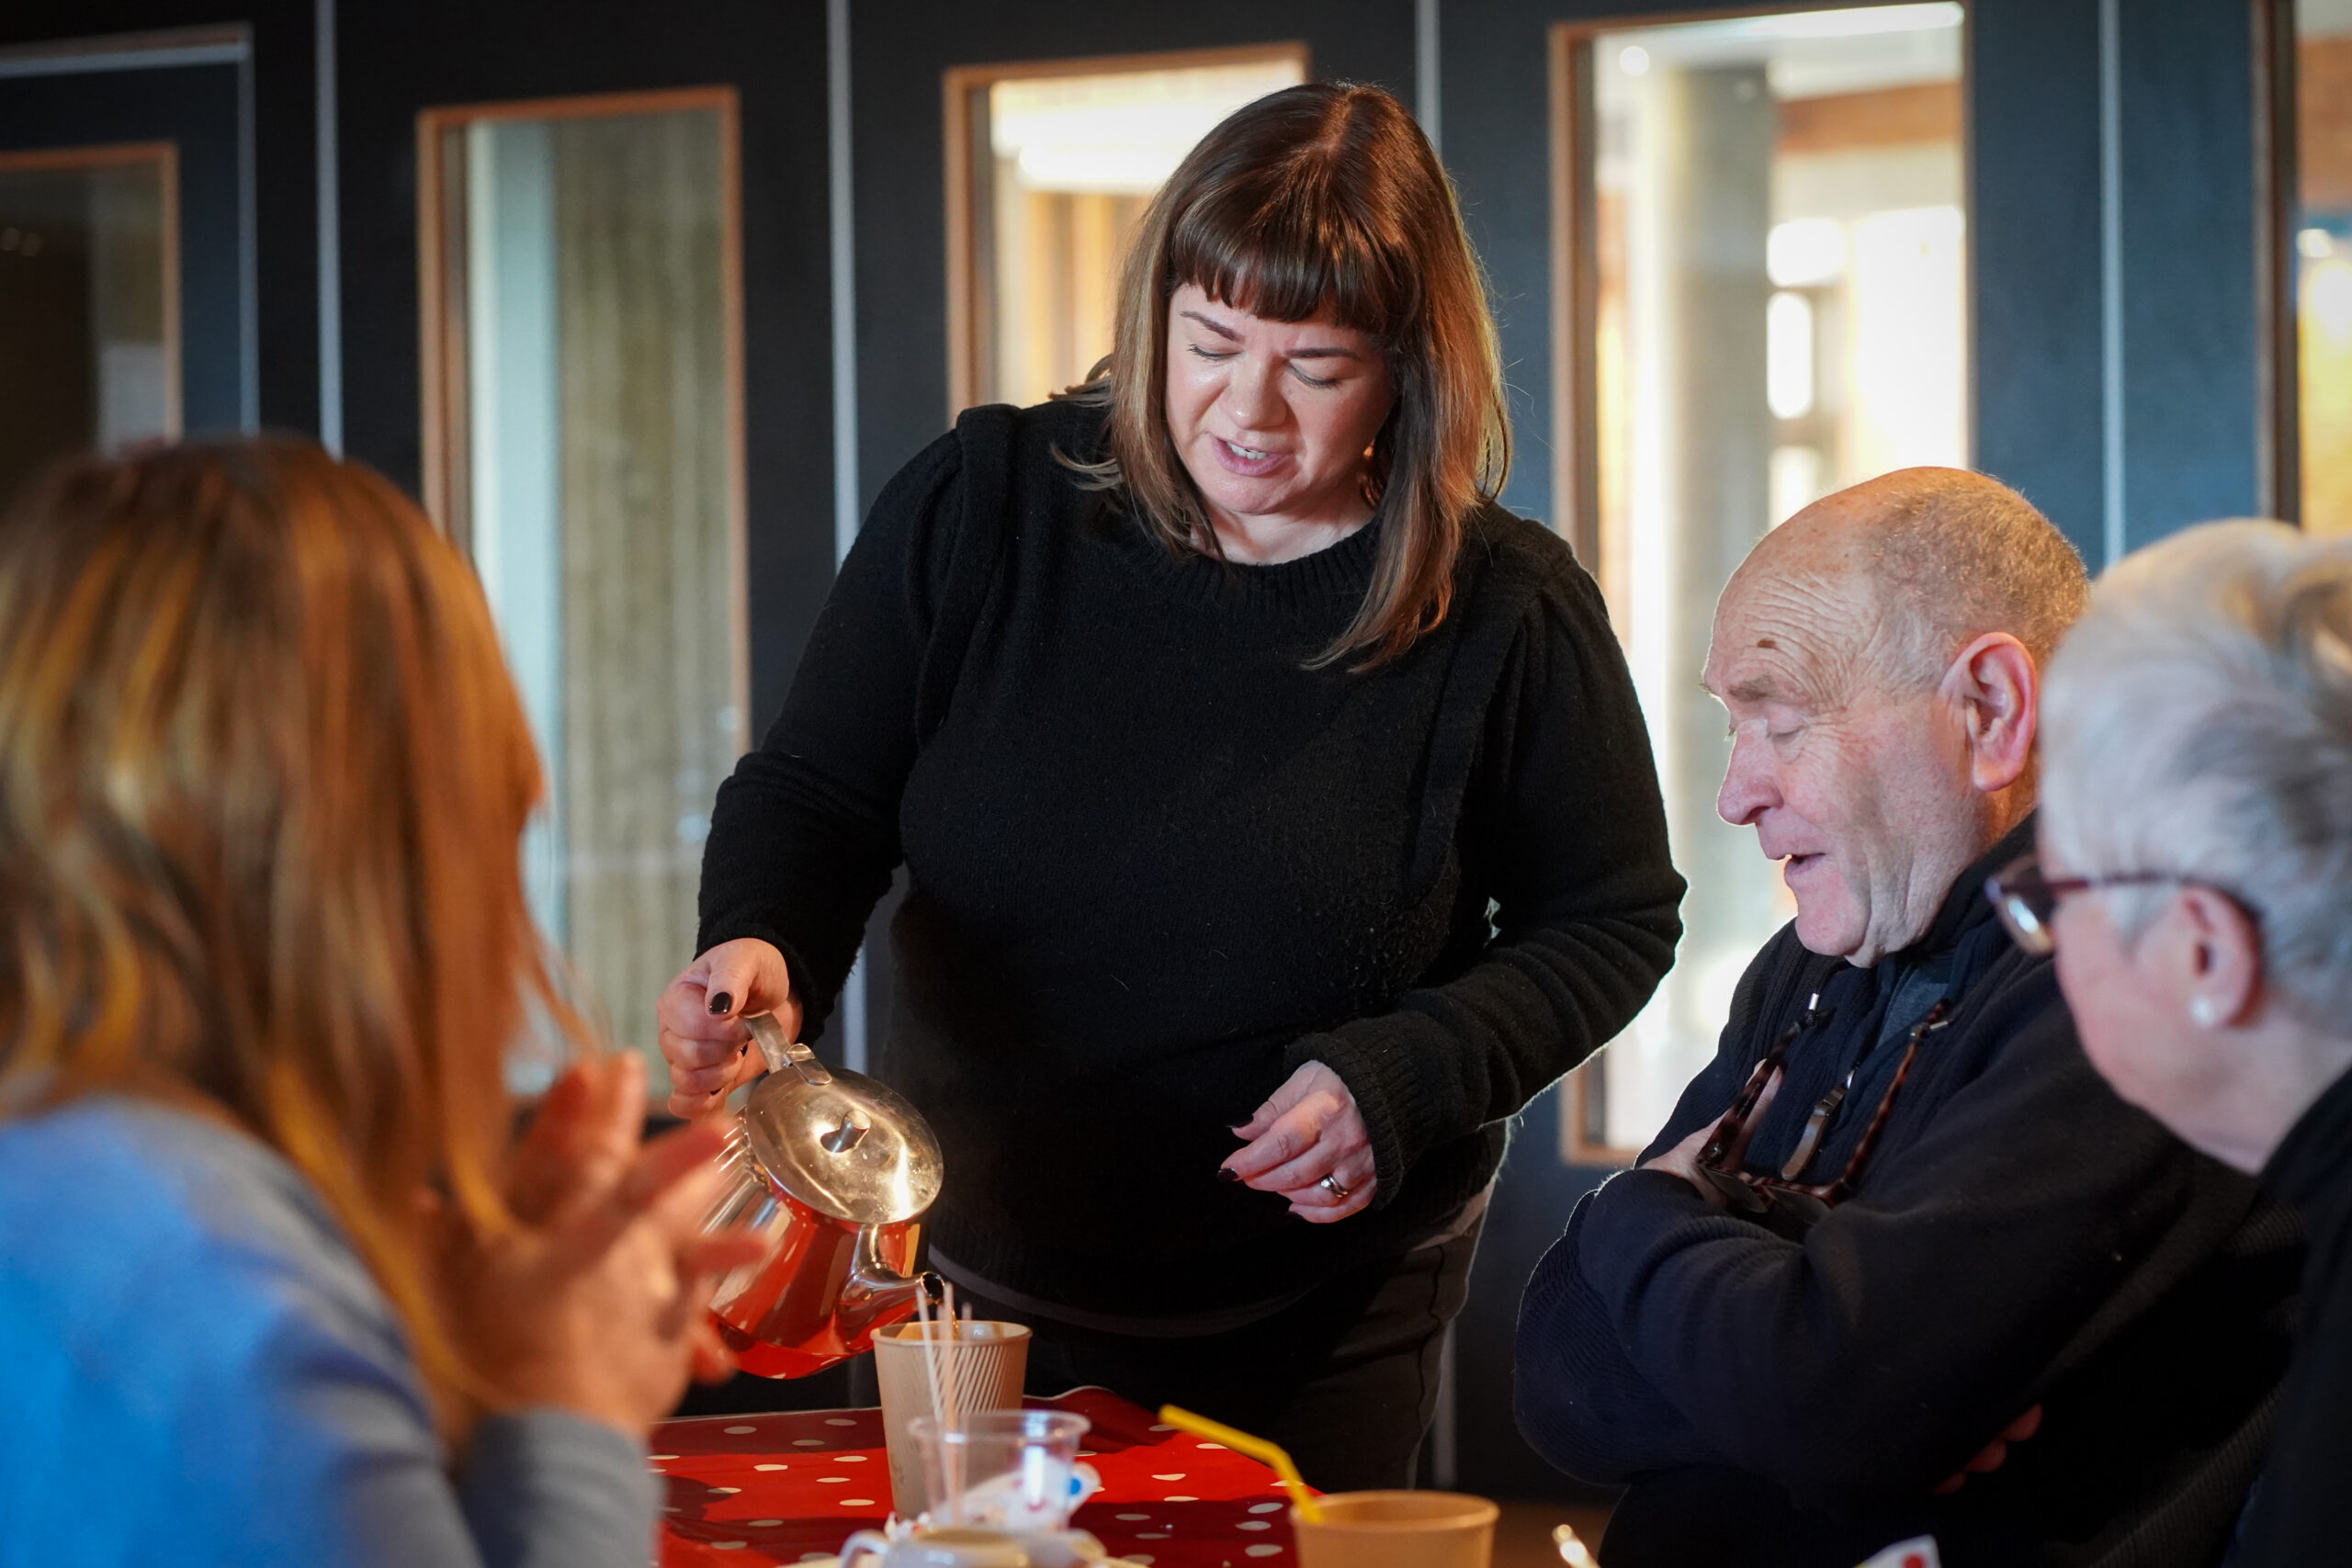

{"left": 928, "top": 1458, "right": 1101, "bottom": 1531}
{"left": 1855, "top": 1538, "right": 1941, "bottom": 1568}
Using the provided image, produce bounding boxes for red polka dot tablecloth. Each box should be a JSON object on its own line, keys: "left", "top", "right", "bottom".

{"left": 654, "top": 1387, "right": 1304, "bottom": 1568}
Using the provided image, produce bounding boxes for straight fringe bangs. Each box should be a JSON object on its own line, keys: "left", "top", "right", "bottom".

{"left": 0, "top": 438, "right": 582, "bottom": 1437}
{"left": 1061, "top": 82, "right": 1510, "bottom": 670}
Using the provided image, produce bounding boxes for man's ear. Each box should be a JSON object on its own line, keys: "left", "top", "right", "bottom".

{"left": 1946, "top": 632, "right": 2038, "bottom": 795}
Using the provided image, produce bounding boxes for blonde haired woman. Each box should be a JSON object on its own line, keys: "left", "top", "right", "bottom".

{"left": 0, "top": 440, "right": 761, "bottom": 1565}
{"left": 657, "top": 82, "right": 1682, "bottom": 1485}
{"left": 2002, "top": 519, "right": 2352, "bottom": 1564}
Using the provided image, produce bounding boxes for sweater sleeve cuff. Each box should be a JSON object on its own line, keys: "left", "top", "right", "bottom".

{"left": 693, "top": 923, "right": 839, "bottom": 1047}
{"left": 1577, "top": 1167, "right": 1739, "bottom": 1296}
{"left": 1284, "top": 1012, "right": 1452, "bottom": 1211}
{"left": 457, "top": 1408, "right": 660, "bottom": 1568}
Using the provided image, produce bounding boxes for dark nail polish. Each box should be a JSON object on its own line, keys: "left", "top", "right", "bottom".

{"left": 1217, "top": 1167, "right": 1242, "bottom": 1183}
{"left": 707, "top": 991, "right": 733, "bottom": 1016}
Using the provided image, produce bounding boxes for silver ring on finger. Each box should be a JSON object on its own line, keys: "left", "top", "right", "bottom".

{"left": 1319, "top": 1173, "right": 1351, "bottom": 1201}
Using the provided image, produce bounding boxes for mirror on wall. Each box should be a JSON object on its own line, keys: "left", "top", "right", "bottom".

{"left": 2297, "top": 0, "right": 2352, "bottom": 535}
{"left": 1556, "top": 2, "right": 1968, "bottom": 1159}
{"left": 0, "top": 144, "right": 175, "bottom": 506}
{"left": 945, "top": 47, "right": 1306, "bottom": 414}
{"left": 420, "top": 90, "right": 746, "bottom": 1080}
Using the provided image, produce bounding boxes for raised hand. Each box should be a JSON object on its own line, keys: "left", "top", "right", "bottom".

{"left": 445, "top": 1053, "right": 772, "bottom": 1436}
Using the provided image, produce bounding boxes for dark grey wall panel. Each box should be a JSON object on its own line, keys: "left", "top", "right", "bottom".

{"left": 1971, "top": 0, "right": 2107, "bottom": 563}
{"left": 0, "top": 0, "right": 321, "bottom": 434}
{"left": 0, "top": 63, "right": 247, "bottom": 440}
{"left": 333, "top": 0, "right": 834, "bottom": 736}
{"left": 2119, "top": 0, "right": 2262, "bottom": 550}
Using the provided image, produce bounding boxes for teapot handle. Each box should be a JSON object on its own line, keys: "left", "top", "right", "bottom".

{"left": 746, "top": 1011, "right": 833, "bottom": 1087}
{"left": 838, "top": 1529, "right": 893, "bottom": 1568}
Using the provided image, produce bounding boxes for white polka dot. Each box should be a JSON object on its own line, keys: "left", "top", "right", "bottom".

{"left": 710, "top": 1543, "right": 747, "bottom": 1551}
{"left": 1076, "top": 1450, "right": 1097, "bottom": 1457}
{"left": 747, "top": 1519, "right": 782, "bottom": 1528}
{"left": 834, "top": 1453, "right": 868, "bottom": 1462}
{"left": 826, "top": 1416, "right": 858, "bottom": 1427}
{"left": 1151, "top": 1472, "right": 1185, "bottom": 1481}
{"left": 1194, "top": 1441, "right": 1227, "bottom": 1450}
{"left": 818, "top": 1475, "right": 850, "bottom": 1483}
{"left": 754, "top": 1463, "right": 789, "bottom": 1472}
{"left": 1246, "top": 1548, "right": 1285, "bottom": 1558}
{"left": 707, "top": 1485, "right": 739, "bottom": 1495}
{"left": 1249, "top": 1502, "right": 1283, "bottom": 1514}
{"left": 1148, "top": 1423, "right": 1174, "bottom": 1431}
{"left": 1164, "top": 1494, "right": 1197, "bottom": 1502}
{"left": 842, "top": 1498, "right": 876, "bottom": 1506}
{"left": 649, "top": 1453, "right": 679, "bottom": 1461}
{"left": 793, "top": 1438, "right": 825, "bottom": 1447}
{"left": 1238, "top": 1520, "right": 1272, "bottom": 1530}
{"left": 723, "top": 1425, "right": 758, "bottom": 1435}
{"left": 1127, "top": 1559, "right": 1154, "bottom": 1567}
{"left": 1114, "top": 1513, "right": 1151, "bottom": 1521}
{"left": 1137, "top": 1532, "right": 1169, "bottom": 1540}
{"left": 662, "top": 1506, "right": 682, "bottom": 1514}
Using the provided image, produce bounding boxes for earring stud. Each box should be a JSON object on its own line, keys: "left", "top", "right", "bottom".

{"left": 2189, "top": 994, "right": 2221, "bottom": 1028}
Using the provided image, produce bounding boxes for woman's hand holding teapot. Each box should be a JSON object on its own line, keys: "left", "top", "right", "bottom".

{"left": 1221, "top": 1061, "right": 1376, "bottom": 1223}
{"left": 658, "top": 937, "right": 800, "bottom": 1118}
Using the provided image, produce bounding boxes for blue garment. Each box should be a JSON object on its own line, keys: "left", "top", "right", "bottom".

{"left": 0, "top": 1098, "right": 657, "bottom": 1568}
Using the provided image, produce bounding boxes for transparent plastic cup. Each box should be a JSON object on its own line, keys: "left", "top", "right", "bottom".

{"left": 907, "top": 1409, "right": 1092, "bottom": 1529}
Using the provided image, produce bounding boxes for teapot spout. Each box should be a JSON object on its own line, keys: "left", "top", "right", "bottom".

{"left": 839, "top": 1227, "right": 943, "bottom": 1350}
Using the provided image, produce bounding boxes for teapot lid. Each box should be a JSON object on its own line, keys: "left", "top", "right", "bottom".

{"left": 740, "top": 1015, "right": 943, "bottom": 1225}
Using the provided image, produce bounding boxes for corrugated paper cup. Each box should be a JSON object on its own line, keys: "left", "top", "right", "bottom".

{"left": 1291, "top": 1490, "right": 1498, "bottom": 1568}
{"left": 871, "top": 1320, "right": 1031, "bottom": 1516}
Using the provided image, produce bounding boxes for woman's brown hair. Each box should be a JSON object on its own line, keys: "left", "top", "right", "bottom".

{"left": 0, "top": 437, "right": 574, "bottom": 1427}
{"left": 1063, "top": 81, "right": 1510, "bottom": 668}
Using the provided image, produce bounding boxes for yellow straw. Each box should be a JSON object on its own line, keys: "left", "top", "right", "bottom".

{"left": 1156, "top": 1404, "right": 1323, "bottom": 1524}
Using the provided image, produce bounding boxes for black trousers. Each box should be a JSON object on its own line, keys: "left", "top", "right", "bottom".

{"left": 954, "top": 1219, "right": 1483, "bottom": 1495}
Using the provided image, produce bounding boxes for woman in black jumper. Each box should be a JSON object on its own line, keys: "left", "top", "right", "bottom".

{"left": 656, "top": 82, "right": 1682, "bottom": 1487}
{"left": 2023, "top": 520, "right": 2352, "bottom": 1564}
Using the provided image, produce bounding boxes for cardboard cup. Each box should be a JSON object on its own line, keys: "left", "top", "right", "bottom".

{"left": 871, "top": 1320, "right": 1031, "bottom": 1516}
{"left": 1290, "top": 1490, "right": 1498, "bottom": 1568}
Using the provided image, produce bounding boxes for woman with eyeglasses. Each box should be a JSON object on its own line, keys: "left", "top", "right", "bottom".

{"left": 2011, "top": 518, "right": 2352, "bottom": 1566}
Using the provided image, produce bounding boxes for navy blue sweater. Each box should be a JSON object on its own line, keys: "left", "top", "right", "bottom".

{"left": 697, "top": 400, "right": 1684, "bottom": 1315}
{"left": 1516, "top": 818, "right": 2299, "bottom": 1568}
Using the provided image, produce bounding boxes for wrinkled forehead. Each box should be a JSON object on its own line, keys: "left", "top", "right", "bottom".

{"left": 1704, "top": 563, "right": 1883, "bottom": 709}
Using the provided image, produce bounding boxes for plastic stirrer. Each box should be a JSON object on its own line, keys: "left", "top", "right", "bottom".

{"left": 1156, "top": 1404, "right": 1322, "bottom": 1523}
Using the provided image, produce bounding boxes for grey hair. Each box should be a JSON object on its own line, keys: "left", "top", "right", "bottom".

{"left": 2040, "top": 520, "right": 2352, "bottom": 1025}
{"left": 1855, "top": 468, "right": 2090, "bottom": 689}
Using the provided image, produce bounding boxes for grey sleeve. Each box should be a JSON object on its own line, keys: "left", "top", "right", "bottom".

{"left": 194, "top": 1134, "right": 663, "bottom": 1568}
{"left": 458, "top": 1411, "right": 663, "bottom": 1568}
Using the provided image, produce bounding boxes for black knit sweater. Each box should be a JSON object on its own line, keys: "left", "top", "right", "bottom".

{"left": 2233, "top": 1064, "right": 2352, "bottom": 1564}
{"left": 696, "top": 400, "right": 1683, "bottom": 1315}
{"left": 1515, "top": 818, "right": 2301, "bottom": 1568}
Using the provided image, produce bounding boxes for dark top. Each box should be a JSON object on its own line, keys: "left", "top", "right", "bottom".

{"left": 696, "top": 400, "right": 1683, "bottom": 1316}
{"left": 1516, "top": 817, "right": 2301, "bottom": 1568}
{"left": 2233, "top": 1064, "right": 2352, "bottom": 1564}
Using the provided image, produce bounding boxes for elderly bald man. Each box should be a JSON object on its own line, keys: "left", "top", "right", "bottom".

{"left": 1515, "top": 470, "right": 2299, "bottom": 1568}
